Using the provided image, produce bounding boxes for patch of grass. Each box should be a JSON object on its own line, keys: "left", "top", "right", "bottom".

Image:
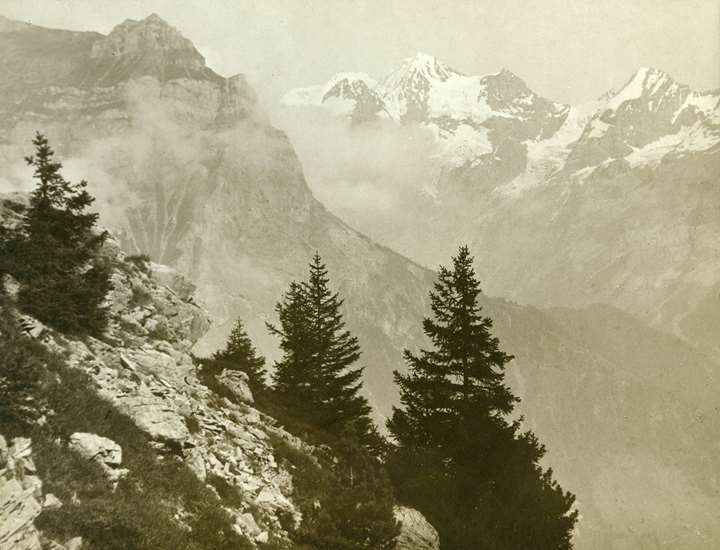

{"left": 265, "top": 419, "right": 399, "bottom": 550}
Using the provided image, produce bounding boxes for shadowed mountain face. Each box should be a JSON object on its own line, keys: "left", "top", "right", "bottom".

{"left": 0, "top": 15, "right": 718, "bottom": 549}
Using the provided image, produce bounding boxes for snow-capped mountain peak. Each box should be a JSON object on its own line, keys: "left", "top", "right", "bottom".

{"left": 321, "top": 72, "right": 377, "bottom": 101}
{"left": 379, "top": 52, "right": 459, "bottom": 90}
{"left": 281, "top": 71, "right": 383, "bottom": 118}
{"left": 604, "top": 67, "right": 675, "bottom": 111}
{"left": 376, "top": 52, "right": 461, "bottom": 121}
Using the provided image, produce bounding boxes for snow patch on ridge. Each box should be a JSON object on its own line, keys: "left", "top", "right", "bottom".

{"left": 431, "top": 123, "right": 493, "bottom": 167}
{"left": 427, "top": 75, "right": 495, "bottom": 120}
{"left": 281, "top": 72, "right": 376, "bottom": 107}
{"left": 673, "top": 92, "right": 720, "bottom": 124}
{"left": 606, "top": 68, "right": 668, "bottom": 111}
{"left": 497, "top": 101, "right": 599, "bottom": 196}
{"left": 626, "top": 124, "right": 720, "bottom": 167}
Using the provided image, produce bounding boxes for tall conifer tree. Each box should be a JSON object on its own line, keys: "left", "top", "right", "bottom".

{"left": 213, "top": 319, "right": 267, "bottom": 389}
{"left": 268, "top": 253, "right": 374, "bottom": 443}
{"left": 387, "top": 245, "right": 578, "bottom": 550}
{"left": 268, "top": 280, "right": 315, "bottom": 411}
{"left": 1, "top": 133, "right": 111, "bottom": 334}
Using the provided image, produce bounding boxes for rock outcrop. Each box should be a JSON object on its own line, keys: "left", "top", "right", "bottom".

{"left": 0, "top": 436, "right": 42, "bottom": 550}
{"left": 216, "top": 369, "right": 255, "bottom": 404}
{"left": 68, "top": 433, "right": 128, "bottom": 487}
{"left": 394, "top": 506, "right": 440, "bottom": 550}
{"left": 23, "top": 235, "right": 302, "bottom": 544}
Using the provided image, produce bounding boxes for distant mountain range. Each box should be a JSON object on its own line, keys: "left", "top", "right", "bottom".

{"left": 283, "top": 53, "right": 719, "bottom": 170}
{"left": 282, "top": 53, "right": 720, "bottom": 361}
{"left": 1, "top": 15, "right": 719, "bottom": 549}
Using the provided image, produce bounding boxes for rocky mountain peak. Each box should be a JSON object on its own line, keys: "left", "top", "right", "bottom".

{"left": 379, "top": 52, "right": 458, "bottom": 94}
{"left": 604, "top": 66, "right": 679, "bottom": 111}
{"left": 88, "top": 12, "right": 218, "bottom": 84}
{"left": 403, "top": 52, "right": 457, "bottom": 78}
{"left": 481, "top": 69, "right": 535, "bottom": 104}
{"left": 322, "top": 72, "right": 377, "bottom": 100}
{"left": 92, "top": 13, "right": 194, "bottom": 56}
{"left": 377, "top": 53, "right": 460, "bottom": 121}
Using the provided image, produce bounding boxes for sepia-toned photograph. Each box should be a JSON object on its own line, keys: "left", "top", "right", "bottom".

{"left": 0, "top": 1, "right": 717, "bottom": 549}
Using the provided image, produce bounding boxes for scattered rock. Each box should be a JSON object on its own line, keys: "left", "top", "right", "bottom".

{"left": 394, "top": 506, "right": 440, "bottom": 550}
{"left": 68, "top": 433, "right": 128, "bottom": 486}
{"left": 43, "top": 493, "right": 63, "bottom": 511}
{"left": 235, "top": 512, "right": 261, "bottom": 537}
{"left": 114, "top": 394, "right": 190, "bottom": 445}
{"left": 0, "top": 477, "right": 42, "bottom": 550}
{"left": 69, "top": 433, "right": 122, "bottom": 466}
{"left": 10, "top": 238, "right": 299, "bottom": 544}
{"left": 216, "top": 370, "right": 254, "bottom": 404}
{"left": 0, "top": 435, "right": 43, "bottom": 550}
{"left": 124, "top": 348, "right": 176, "bottom": 375}
{"left": 186, "top": 448, "right": 207, "bottom": 481}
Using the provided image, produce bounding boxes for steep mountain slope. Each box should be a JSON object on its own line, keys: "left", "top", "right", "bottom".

{"left": 0, "top": 14, "right": 434, "bottom": 413}
{"left": 0, "top": 197, "right": 436, "bottom": 550}
{"left": 283, "top": 58, "right": 720, "bottom": 359}
{"left": 482, "top": 299, "right": 720, "bottom": 549}
{"left": 1, "top": 16, "right": 719, "bottom": 549}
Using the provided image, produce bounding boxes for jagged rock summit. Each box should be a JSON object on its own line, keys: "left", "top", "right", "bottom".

{"left": 88, "top": 13, "right": 221, "bottom": 85}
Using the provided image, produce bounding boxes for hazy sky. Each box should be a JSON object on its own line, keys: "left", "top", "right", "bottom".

{"left": 2, "top": 0, "right": 718, "bottom": 110}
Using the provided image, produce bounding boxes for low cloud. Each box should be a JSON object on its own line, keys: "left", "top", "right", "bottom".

{"left": 273, "top": 106, "right": 442, "bottom": 244}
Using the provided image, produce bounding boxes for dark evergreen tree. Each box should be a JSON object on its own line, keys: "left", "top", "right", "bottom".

{"left": 387, "top": 245, "right": 578, "bottom": 550}
{"left": 268, "top": 253, "right": 374, "bottom": 444}
{"left": 213, "top": 319, "right": 267, "bottom": 389}
{"left": 268, "top": 280, "right": 315, "bottom": 415}
{"left": 1, "top": 133, "right": 111, "bottom": 334}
